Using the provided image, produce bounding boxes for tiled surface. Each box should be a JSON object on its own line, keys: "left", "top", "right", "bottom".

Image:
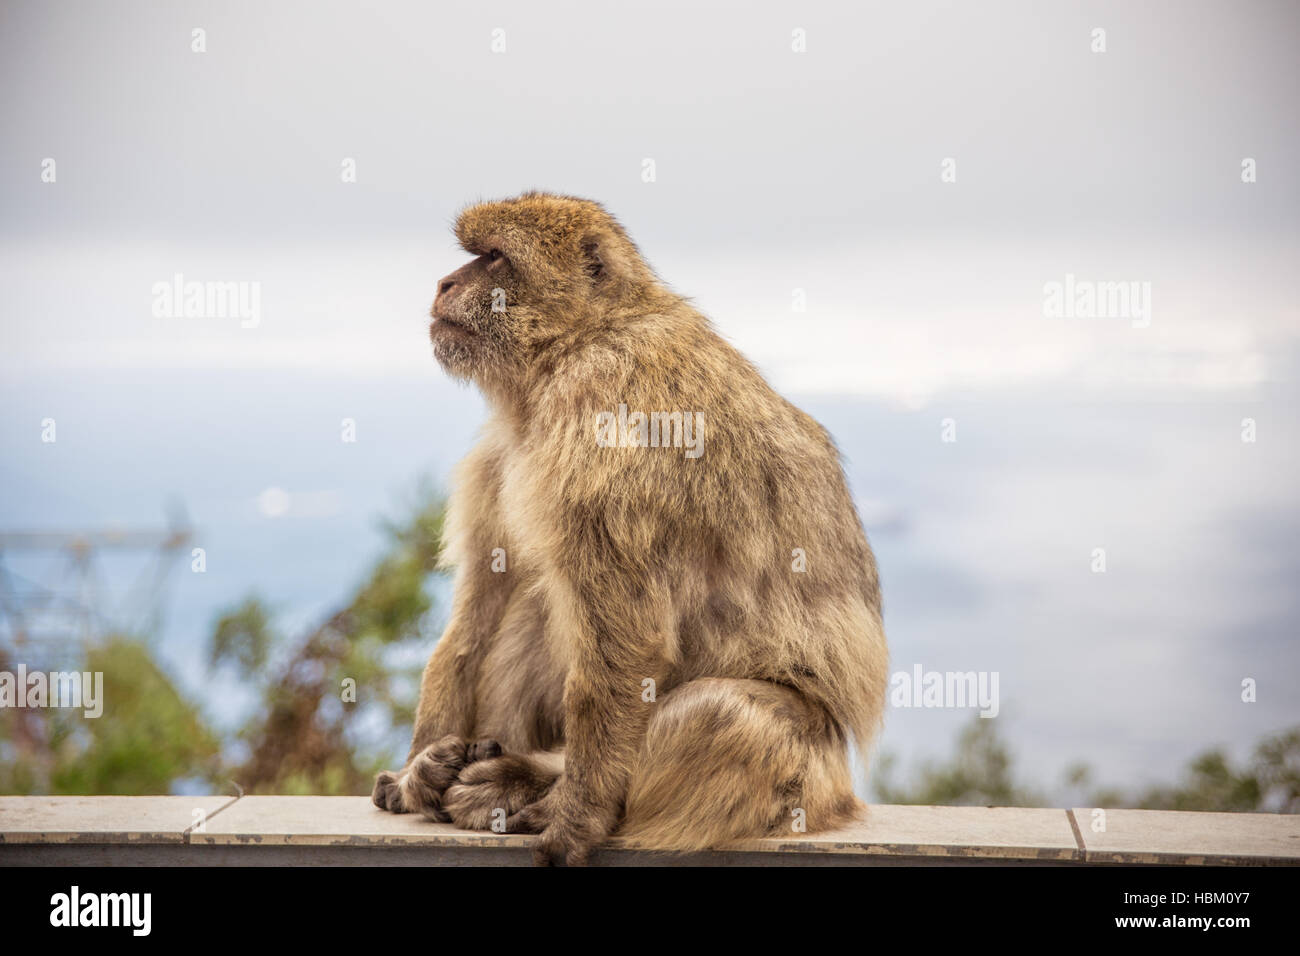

{"left": 0, "top": 795, "right": 237, "bottom": 844}
{"left": 193, "top": 796, "right": 533, "bottom": 848}
{"left": 4, "top": 796, "right": 1297, "bottom": 863}
{"left": 193, "top": 798, "right": 1077, "bottom": 860}
{"left": 1072, "top": 807, "right": 1300, "bottom": 864}
{"left": 721, "top": 804, "right": 1081, "bottom": 861}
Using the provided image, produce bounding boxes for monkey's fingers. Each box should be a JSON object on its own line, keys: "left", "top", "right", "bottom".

{"left": 371, "top": 771, "right": 405, "bottom": 812}
{"left": 531, "top": 827, "right": 566, "bottom": 867}
{"left": 424, "top": 734, "right": 470, "bottom": 770}
{"left": 532, "top": 845, "right": 559, "bottom": 867}
{"left": 371, "top": 735, "right": 474, "bottom": 819}
{"left": 531, "top": 825, "right": 593, "bottom": 867}
{"left": 564, "top": 844, "right": 593, "bottom": 867}
{"left": 506, "top": 798, "right": 551, "bottom": 834}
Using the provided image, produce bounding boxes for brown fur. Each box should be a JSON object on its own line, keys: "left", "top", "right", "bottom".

{"left": 372, "top": 192, "right": 888, "bottom": 864}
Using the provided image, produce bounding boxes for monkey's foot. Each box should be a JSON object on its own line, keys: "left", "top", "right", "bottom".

{"left": 511, "top": 787, "right": 614, "bottom": 867}
{"left": 443, "top": 753, "right": 558, "bottom": 831}
{"left": 371, "top": 735, "right": 501, "bottom": 821}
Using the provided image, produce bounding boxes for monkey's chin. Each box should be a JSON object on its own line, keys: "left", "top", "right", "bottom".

{"left": 430, "top": 335, "right": 478, "bottom": 381}
{"left": 430, "top": 319, "right": 475, "bottom": 353}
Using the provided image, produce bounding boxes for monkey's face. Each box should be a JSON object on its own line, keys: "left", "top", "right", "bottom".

{"left": 428, "top": 239, "right": 596, "bottom": 385}
{"left": 428, "top": 246, "right": 524, "bottom": 382}
{"left": 431, "top": 194, "right": 662, "bottom": 388}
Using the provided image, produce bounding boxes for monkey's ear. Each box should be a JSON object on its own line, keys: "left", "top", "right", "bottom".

{"left": 579, "top": 237, "right": 606, "bottom": 282}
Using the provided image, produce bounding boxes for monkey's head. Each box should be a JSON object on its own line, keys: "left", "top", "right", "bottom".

{"left": 429, "top": 192, "right": 661, "bottom": 388}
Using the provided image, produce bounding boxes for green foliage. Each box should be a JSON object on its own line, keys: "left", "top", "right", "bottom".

{"left": 1254, "top": 728, "right": 1300, "bottom": 813}
{"left": 208, "top": 490, "right": 446, "bottom": 795}
{"left": 352, "top": 499, "right": 445, "bottom": 643}
{"left": 0, "top": 637, "right": 221, "bottom": 795}
{"left": 873, "top": 716, "right": 1300, "bottom": 814}
{"left": 210, "top": 597, "right": 275, "bottom": 673}
{"left": 872, "top": 717, "right": 1045, "bottom": 807}
{"left": 0, "top": 488, "right": 446, "bottom": 798}
{"left": 1121, "top": 728, "right": 1300, "bottom": 813}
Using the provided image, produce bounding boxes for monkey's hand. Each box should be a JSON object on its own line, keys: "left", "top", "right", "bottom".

{"left": 509, "top": 781, "right": 615, "bottom": 867}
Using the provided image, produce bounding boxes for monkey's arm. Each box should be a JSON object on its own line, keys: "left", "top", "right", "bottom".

{"left": 373, "top": 532, "right": 515, "bottom": 815}
{"left": 406, "top": 435, "right": 516, "bottom": 760}
{"left": 405, "top": 564, "right": 514, "bottom": 760}
{"left": 373, "top": 437, "right": 519, "bottom": 816}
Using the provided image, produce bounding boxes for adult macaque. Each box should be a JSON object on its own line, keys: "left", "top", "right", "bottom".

{"left": 373, "top": 193, "right": 888, "bottom": 865}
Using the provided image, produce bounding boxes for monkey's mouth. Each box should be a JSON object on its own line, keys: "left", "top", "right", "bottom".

{"left": 431, "top": 315, "right": 474, "bottom": 336}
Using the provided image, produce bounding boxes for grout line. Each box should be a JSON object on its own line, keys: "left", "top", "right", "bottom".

{"left": 183, "top": 784, "right": 244, "bottom": 844}
{"left": 1065, "top": 808, "right": 1086, "bottom": 861}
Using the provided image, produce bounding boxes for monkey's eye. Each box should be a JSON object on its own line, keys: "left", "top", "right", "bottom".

{"left": 488, "top": 248, "right": 503, "bottom": 262}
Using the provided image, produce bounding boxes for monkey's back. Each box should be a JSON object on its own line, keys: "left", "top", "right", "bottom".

{"left": 517, "top": 303, "right": 888, "bottom": 748}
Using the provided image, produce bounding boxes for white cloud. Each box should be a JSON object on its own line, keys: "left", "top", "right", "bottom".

{"left": 5, "top": 237, "right": 1291, "bottom": 409}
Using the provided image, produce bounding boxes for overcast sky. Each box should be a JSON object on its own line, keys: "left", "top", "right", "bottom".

{"left": 3, "top": 0, "right": 1298, "bottom": 403}
{"left": 3, "top": 0, "right": 1297, "bottom": 242}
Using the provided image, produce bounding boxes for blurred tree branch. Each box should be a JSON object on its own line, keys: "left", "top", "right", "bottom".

{"left": 873, "top": 716, "right": 1299, "bottom": 813}
{"left": 212, "top": 489, "right": 447, "bottom": 795}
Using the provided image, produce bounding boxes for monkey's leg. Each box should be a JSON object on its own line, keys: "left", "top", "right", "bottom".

{"left": 616, "top": 677, "right": 862, "bottom": 851}
{"left": 372, "top": 439, "right": 519, "bottom": 814}
{"left": 443, "top": 749, "right": 564, "bottom": 830}
{"left": 371, "top": 597, "right": 508, "bottom": 816}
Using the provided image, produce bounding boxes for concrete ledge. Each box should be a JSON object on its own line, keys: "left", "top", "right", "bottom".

{"left": 1, "top": 796, "right": 1296, "bottom": 866}
{"left": 1070, "top": 807, "right": 1300, "bottom": 866}
{"left": 0, "top": 795, "right": 237, "bottom": 845}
